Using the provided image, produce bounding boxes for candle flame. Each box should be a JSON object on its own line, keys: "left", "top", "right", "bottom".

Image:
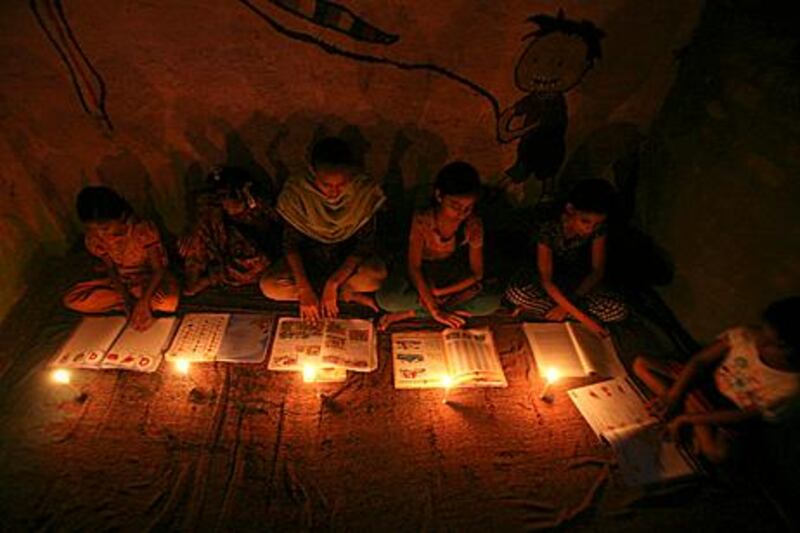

{"left": 545, "top": 368, "right": 560, "bottom": 384}
{"left": 51, "top": 368, "right": 72, "bottom": 385}
{"left": 303, "top": 363, "right": 318, "bottom": 383}
{"left": 174, "top": 358, "right": 191, "bottom": 375}
{"left": 441, "top": 375, "right": 453, "bottom": 389}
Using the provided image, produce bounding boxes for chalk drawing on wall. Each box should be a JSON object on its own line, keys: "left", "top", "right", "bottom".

{"left": 267, "top": 0, "right": 398, "bottom": 44}
{"left": 498, "top": 10, "right": 604, "bottom": 200}
{"left": 238, "top": 0, "right": 500, "bottom": 119}
{"left": 30, "top": 0, "right": 113, "bottom": 130}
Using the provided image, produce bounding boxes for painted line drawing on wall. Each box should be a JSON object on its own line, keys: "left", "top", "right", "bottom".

{"left": 29, "top": 0, "right": 113, "bottom": 131}
{"left": 267, "top": 0, "right": 399, "bottom": 44}
{"left": 238, "top": 0, "right": 501, "bottom": 119}
{"left": 497, "top": 10, "right": 605, "bottom": 199}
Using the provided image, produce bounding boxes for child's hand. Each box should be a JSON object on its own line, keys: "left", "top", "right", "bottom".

{"left": 298, "top": 287, "right": 321, "bottom": 325}
{"left": 130, "top": 300, "right": 154, "bottom": 331}
{"left": 545, "top": 305, "right": 570, "bottom": 321}
{"left": 321, "top": 281, "right": 339, "bottom": 319}
{"left": 431, "top": 308, "right": 466, "bottom": 329}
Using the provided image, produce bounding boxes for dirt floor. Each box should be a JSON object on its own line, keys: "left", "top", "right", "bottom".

{"left": 0, "top": 261, "right": 789, "bottom": 531}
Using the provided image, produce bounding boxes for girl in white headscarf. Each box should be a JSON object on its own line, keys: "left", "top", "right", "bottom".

{"left": 260, "top": 137, "right": 387, "bottom": 323}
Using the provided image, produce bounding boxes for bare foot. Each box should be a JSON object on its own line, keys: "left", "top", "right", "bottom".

{"left": 341, "top": 289, "right": 379, "bottom": 313}
{"left": 378, "top": 310, "right": 416, "bottom": 331}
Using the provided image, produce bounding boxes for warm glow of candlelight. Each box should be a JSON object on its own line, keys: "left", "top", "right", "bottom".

{"left": 174, "top": 358, "right": 191, "bottom": 375}
{"left": 303, "top": 363, "right": 318, "bottom": 383}
{"left": 51, "top": 368, "right": 72, "bottom": 385}
{"left": 545, "top": 368, "right": 560, "bottom": 384}
{"left": 441, "top": 375, "right": 453, "bottom": 389}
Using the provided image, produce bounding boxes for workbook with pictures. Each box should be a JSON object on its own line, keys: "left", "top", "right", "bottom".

{"left": 267, "top": 317, "right": 377, "bottom": 372}
{"left": 165, "top": 313, "right": 275, "bottom": 363}
{"left": 392, "top": 328, "right": 507, "bottom": 389}
{"left": 50, "top": 316, "right": 178, "bottom": 373}
{"left": 568, "top": 377, "right": 700, "bottom": 487}
{"left": 522, "top": 322, "right": 626, "bottom": 378}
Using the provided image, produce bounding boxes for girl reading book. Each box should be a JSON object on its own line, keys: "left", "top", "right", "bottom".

{"left": 180, "top": 166, "right": 277, "bottom": 296}
{"left": 505, "top": 178, "right": 627, "bottom": 337}
{"left": 377, "top": 161, "right": 501, "bottom": 330}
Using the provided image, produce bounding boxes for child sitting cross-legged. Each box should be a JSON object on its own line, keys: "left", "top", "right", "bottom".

{"left": 633, "top": 296, "right": 800, "bottom": 464}
{"left": 505, "top": 178, "right": 627, "bottom": 337}
{"left": 377, "top": 161, "right": 501, "bottom": 330}
{"left": 63, "top": 186, "right": 179, "bottom": 331}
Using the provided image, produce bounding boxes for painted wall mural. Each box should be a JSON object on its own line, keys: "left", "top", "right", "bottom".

{"left": 29, "top": 0, "right": 112, "bottom": 130}
{"left": 497, "top": 10, "right": 604, "bottom": 200}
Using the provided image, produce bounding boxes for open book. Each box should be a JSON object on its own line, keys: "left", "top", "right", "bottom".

{"left": 568, "top": 377, "right": 699, "bottom": 487}
{"left": 392, "top": 328, "right": 507, "bottom": 389}
{"left": 267, "top": 318, "right": 376, "bottom": 373}
{"left": 51, "top": 316, "right": 178, "bottom": 373}
{"left": 165, "top": 313, "right": 275, "bottom": 363}
{"left": 523, "top": 322, "right": 626, "bottom": 378}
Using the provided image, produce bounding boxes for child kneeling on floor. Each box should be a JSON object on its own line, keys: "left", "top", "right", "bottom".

{"left": 633, "top": 296, "right": 800, "bottom": 464}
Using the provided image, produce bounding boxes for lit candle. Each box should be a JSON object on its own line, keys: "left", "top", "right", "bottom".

{"left": 540, "top": 367, "right": 560, "bottom": 401}
{"left": 303, "top": 363, "right": 318, "bottom": 383}
{"left": 50, "top": 368, "right": 83, "bottom": 400}
{"left": 442, "top": 374, "right": 454, "bottom": 404}
{"left": 173, "top": 358, "right": 191, "bottom": 376}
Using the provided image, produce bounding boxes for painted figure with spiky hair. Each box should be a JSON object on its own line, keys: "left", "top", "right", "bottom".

{"left": 497, "top": 10, "right": 604, "bottom": 201}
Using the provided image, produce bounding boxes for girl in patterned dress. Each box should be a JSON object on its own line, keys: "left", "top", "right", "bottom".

{"left": 633, "top": 297, "right": 800, "bottom": 464}
{"left": 377, "top": 161, "right": 501, "bottom": 330}
{"left": 63, "top": 186, "right": 179, "bottom": 331}
{"left": 180, "top": 167, "right": 277, "bottom": 296}
{"left": 505, "top": 178, "right": 627, "bottom": 337}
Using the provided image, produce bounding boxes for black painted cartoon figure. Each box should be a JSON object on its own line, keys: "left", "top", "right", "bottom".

{"left": 498, "top": 10, "right": 604, "bottom": 202}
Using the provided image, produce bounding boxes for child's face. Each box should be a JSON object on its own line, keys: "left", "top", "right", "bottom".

{"left": 515, "top": 32, "right": 590, "bottom": 93}
{"left": 86, "top": 218, "right": 128, "bottom": 239}
{"left": 437, "top": 192, "right": 477, "bottom": 222}
{"left": 312, "top": 167, "right": 352, "bottom": 200}
{"left": 564, "top": 204, "right": 605, "bottom": 237}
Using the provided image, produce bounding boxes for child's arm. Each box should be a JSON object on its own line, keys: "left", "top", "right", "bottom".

{"left": 537, "top": 243, "right": 607, "bottom": 336}
{"left": 574, "top": 235, "right": 606, "bottom": 297}
{"left": 497, "top": 104, "right": 540, "bottom": 143}
{"left": 104, "top": 257, "right": 132, "bottom": 313}
{"left": 280, "top": 224, "right": 321, "bottom": 323}
{"left": 321, "top": 219, "right": 375, "bottom": 318}
{"left": 652, "top": 339, "right": 729, "bottom": 418}
{"left": 408, "top": 224, "right": 465, "bottom": 329}
{"left": 131, "top": 247, "right": 166, "bottom": 330}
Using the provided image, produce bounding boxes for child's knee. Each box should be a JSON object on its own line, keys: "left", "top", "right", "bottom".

{"left": 154, "top": 292, "right": 179, "bottom": 313}
{"left": 260, "top": 274, "right": 297, "bottom": 301}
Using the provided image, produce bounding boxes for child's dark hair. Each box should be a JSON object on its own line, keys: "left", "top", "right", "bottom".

{"left": 434, "top": 161, "right": 482, "bottom": 198}
{"left": 762, "top": 296, "right": 800, "bottom": 357}
{"left": 76, "top": 186, "right": 132, "bottom": 223}
{"left": 566, "top": 179, "right": 616, "bottom": 215}
{"left": 310, "top": 137, "right": 355, "bottom": 171}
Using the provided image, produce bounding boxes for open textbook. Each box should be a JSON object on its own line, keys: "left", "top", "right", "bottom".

{"left": 568, "top": 377, "right": 699, "bottom": 487}
{"left": 165, "top": 313, "right": 275, "bottom": 363}
{"left": 392, "top": 328, "right": 507, "bottom": 389}
{"left": 51, "top": 316, "right": 178, "bottom": 373}
{"left": 267, "top": 318, "right": 377, "bottom": 373}
{"left": 523, "top": 322, "right": 626, "bottom": 378}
